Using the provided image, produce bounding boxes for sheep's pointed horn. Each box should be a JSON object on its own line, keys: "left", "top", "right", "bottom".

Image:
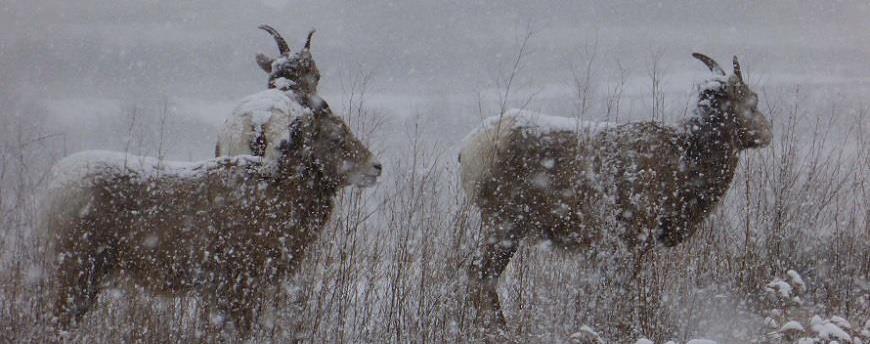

{"left": 304, "top": 29, "right": 315, "bottom": 50}
{"left": 259, "top": 25, "right": 290, "bottom": 56}
{"left": 692, "top": 53, "right": 725, "bottom": 76}
{"left": 732, "top": 55, "right": 743, "bottom": 82}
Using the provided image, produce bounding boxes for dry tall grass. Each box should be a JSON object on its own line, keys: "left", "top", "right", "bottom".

{"left": 0, "top": 68, "right": 867, "bottom": 343}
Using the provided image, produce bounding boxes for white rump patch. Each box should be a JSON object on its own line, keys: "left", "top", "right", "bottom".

{"left": 459, "top": 109, "right": 616, "bottom": 200}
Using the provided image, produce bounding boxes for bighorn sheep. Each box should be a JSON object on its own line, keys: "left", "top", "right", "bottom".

{"left": 43, "top": 95, "right": 382, "bottom": 336}
{"left": 460, "top": 54, "right": 771, "bottom": 330}
{"left": 216, "top": 25, "right": 321, "bottom": 160}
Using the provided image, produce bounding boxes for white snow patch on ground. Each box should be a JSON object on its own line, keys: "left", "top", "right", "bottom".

{"left": 766, "top": 278, "right": 794, "bottom": 298}
{"left": 780, "top": 320, "right": 806, "bottom": 332}
{"left": 810, "top": 315, "right": 852, "bottom": 342}
{"left": 569, "top": 325, "right": 605, "bottom": 343}
{"left": 830, "top": 315, "right": 852, "bottom": 329}
{"left": 787, "top": 269, "right": 807, "bottom": 292}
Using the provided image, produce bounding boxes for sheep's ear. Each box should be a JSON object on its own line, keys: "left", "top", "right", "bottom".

{"left": 692, "top": 53, "right": 725, "bottom": 76}
{"left": 256, "top": 53, "right": 273, "bottom": 73}
{"left": 732, "top": 56, "right": 743, "bottom": 83}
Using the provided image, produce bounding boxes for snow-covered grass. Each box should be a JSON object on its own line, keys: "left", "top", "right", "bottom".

{"left": 0, "top": 72, "right": 868, "bottom": 344}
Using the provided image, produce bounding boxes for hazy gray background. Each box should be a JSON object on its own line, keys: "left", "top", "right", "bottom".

{"left": 2, "top": 0, "right": 869, "bottom": 159}
{"left": 1, "top": 4, "right": 868, "bottom": 342}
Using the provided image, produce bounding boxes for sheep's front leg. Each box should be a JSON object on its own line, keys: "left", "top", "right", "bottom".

{"left": 468, "top": 214, "right": 523, "bottom": 334}
{"left": 220, "top": 278, "right": 261, "bottom": 338}
{"left": 215, "top": 274, "right": 262, "bottom": 339}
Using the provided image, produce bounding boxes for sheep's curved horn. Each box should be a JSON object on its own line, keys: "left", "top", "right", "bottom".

{"left": 259, "top": 25, "right": 290, "bottom": 56}
{"left": 304, "top": 29, "right": 315, "bottom": 50}
{"left": 732, "top": 55, "right": 743, "bottom": 82}
{"left": 692, "top": 53, "right": 725, "bottom": 76}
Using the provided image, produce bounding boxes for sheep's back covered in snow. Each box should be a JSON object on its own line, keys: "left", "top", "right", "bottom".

{"left": 47, "top": 150, "right": 264, "bottom": 190}
{"left": 459, "top": 109, "right": 616, "bottom": 202}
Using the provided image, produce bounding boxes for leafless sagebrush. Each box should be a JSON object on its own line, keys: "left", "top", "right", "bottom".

{"left": 0, "top": 50, "right": 866, "bottom": 344}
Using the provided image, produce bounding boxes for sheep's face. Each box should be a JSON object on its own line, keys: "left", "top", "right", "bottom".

{"left": 693, "top": 53, "right": 771, "bottom": 150}
{"left": 724, "top": 80, "right": 771, "bottom": 149}
{"left": 264, "top": 52, "right": 320, "bottom": 95}
{"left": 311, "top": 114, "right": 381, "bottom": 187}
{"left": 283, "top": 107, "right": 381, "bottom": 188}
{"left": 255, "top": 26, "right": 320, "bottom": 95}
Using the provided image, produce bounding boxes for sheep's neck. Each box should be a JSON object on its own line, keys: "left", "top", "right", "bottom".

{"left": 261, "top": 159, "right": 339, "bottom": 245}
{"left": 663, "top": 111, "right": 742, "bottom": 241}
{"left": 684, "top": 109, "right": 743, "bottom": 164}
{"left": 286, "top": 174, "right": 335, "bottom": 219}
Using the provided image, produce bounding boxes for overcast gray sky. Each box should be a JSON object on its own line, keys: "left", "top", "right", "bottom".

{"left": 3, "top": 0, "right": 868, "bottom": 100}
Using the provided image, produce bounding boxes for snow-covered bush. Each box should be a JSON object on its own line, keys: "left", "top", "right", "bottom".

{"left": 758, "top": 271, "right": 866, "bottom": 344}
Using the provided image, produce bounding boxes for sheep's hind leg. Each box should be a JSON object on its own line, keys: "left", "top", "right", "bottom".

{"left": 53, "top": 245, "right": 113, "bottom": 330}
{"left": 468, "top": 215, "right": 523, "bottom": 337}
